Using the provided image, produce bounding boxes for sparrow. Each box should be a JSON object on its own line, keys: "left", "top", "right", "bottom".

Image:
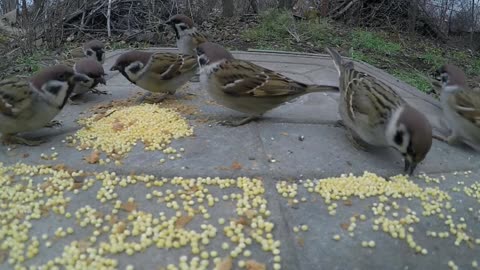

{"left": 67, "top": 39, "right": 106, "bottom": 64}
{"left": 0, "top": 65, "right": 89, "bottom": 145}
{"left": 166, "top": 14, "right": 207, "bottom": 82}
{"left": 63, "top": 58, "right": 107, "bottom": 102}
{"left": 110, "top": 50, "right": 198, "bottom": 102}
{"left": 196, "top": 42, "right": 339, "bottom": 126}
{"left": 437, "top": 64, "right": 480, "bottom": 151}
{"left": 165, "top": 14, "right": 208, "bottom": 56}
{"left": 325, "top": 47, "right": 432, "bottom": 175}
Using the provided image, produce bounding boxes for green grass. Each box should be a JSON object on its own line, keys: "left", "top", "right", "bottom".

{"left": 351, "top": 30, "right": 401, "bottom": 55}
{"left": 393, "top": 70, "right": 432, "bottom": 93}
{"left": 14, "top": 49, "right": 49, "bottom": 74}
{"left": 243, "top": 9, "right": 340, "bottom": 51}
{"left": 241, "top": 9, "right": 480, "bottom": 94}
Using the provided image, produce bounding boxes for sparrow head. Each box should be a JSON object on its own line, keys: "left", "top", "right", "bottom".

{"left": 74, "top": 58, "right": 107, "bottom": 87}
{"left": 437, "top": 64, "right": 467, "bottom": 92}
{"left": 83, "top": 40, "right": 105, "bottom": 63}
{"left": 166, "top": 14, "right": 195, "bottom": 38}
{"left": 110, "top": 51, "right": 153, "bottom": 83}
{"left": 196, "top": 42, "right": 234, "bottom": 67}
{"left": 30, "top": 65, "right": 88, "bottom": 108}
{"left": 387, "top": 105, "right": 432, "bottom": 175}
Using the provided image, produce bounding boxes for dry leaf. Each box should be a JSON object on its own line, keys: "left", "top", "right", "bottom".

{"left": 85, "top": 151, "right": 100, "bottom": 164}
{"left": 215, "top": 256, "right": 233, "bottom": 270}
{"left": 344, "top": 200, "right": 353, "bottom": 206}
{"left": 230, "top": 161, "right": 242, "bottom": 170}
{"left": 340, "top": 223, "right": 349, "bottom": 230}
{"left": 109, "top": 215, "right": 118, "bottom": 225}
{"left": 120, "top": 201, "right": 137, "bottom": 212}
{"left": 297, "top": 237, "right": 305, "bottom": 247}
{"left": 175, "top": 215, "right": 194, "bottom": 229}
{"left": 112, "top": 119, "right": 125, "bottom": 132}
{"left": 235, "top": 216, "right": 250, "bottom": 226}
{"left": 245, "top": 260, "right": 266, "bottom": 270}
{"left": 115, "top": 222, "right": 126, "bottom": 233}
{"left": 280, "top": 132, "right": 289, "bottom": 136}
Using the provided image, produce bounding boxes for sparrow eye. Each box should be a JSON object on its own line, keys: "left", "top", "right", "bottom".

{"left": 198, "top": 57, "right": 207, "bottom": 66}
{"left": 180, "top": 25, "right": 188, "bottom": 31}
{"left": 441, "top": 73, "right": 448, "bottom": 83}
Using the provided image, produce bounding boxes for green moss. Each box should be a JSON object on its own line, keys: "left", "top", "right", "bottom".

{"left": 351, "top": 30, "right": 401, "bottom": 55}
{"left": 393, "top": 70, "right": 432, "bottom": 93}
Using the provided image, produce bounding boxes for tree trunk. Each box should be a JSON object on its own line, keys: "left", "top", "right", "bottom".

{"left": 279, "top": 0, "right": 293, "bottom": 10}
{"left": 222, "top": 0, "right": 234, "bottom": 17}
{"left": 408, "top": 0, "right": 417, "bottom": 33}
{"left": 21, "top": 0, "right": 27, "bottom": 19}
{"left": 320, "top": 0, "right": 329, "bottom": 17}
{"left": 471, "top": 0, "right": 475, "bottom": 49}
{"left": 250, "top": 0, "right": 258, "bottom": 14}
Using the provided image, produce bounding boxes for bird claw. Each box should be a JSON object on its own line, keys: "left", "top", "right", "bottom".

{"left": 2, "top": 135, "right": 45, "bottom": 146}
{"left": 217, "top": 116, "right": 259, "bottom": 127}
{"left": 45, "top": 120, "right": 63, "bottom": 128}
{"left": 91, "top": 88, "right": 108, "bottom": 95}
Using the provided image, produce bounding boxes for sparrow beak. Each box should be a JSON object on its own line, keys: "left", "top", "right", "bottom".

{"left": 96, "top": 77, "right": 107, "bottom": 85}
{"left": 165, "top": 20, "right": 173, "bottom": 25}
{"left": 404, "top": 158, "right": 417, "bottom": 176}
{"left": 110, "top": 65, "right": 119, "bottom": 71}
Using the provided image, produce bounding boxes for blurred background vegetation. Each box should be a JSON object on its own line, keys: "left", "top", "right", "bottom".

{"left": 1, "top": 0, "right": 480, "bottom": 95}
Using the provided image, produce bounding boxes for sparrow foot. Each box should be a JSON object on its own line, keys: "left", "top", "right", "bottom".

{"left": 218, "top": 116, "right": 260, "bottom": 127}
{"left": 334, "top": 120, "right": 345, "bottom": 128}
{"left": 135, "top": 92, "right": 153, "bottom": 104}
{"left": 45, "top": 120, "right": 63, "bottom": 128}
{"left": 91, "top": 88, "right": 108, "bottom": 95}
{"left": 2, "top": 135, "right": 45, "bottom": 146}
{"left": 68, "top": 98, "right": 81, "bottom": 105}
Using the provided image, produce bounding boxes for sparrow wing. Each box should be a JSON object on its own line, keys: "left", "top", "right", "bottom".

{"left": 215, "top": 60, "right": 307, "bottom": 97}
{"left": 449, "top": 90, "right": 480, "bottom": 126}
{"left": 0, "top": 76, "right": 34, "bottom": 116}
{"left": 190, "top": 32, "right": 208, "bottom": 46}
{"left": 145, "top": 53, "right": 197, "bottom": 80}
{"left": 343, "top": 68, "right": 404, "bottom": 126}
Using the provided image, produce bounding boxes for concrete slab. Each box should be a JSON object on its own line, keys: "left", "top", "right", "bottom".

{"left": 1, "top": 48, "right": 479, "bottom": 270}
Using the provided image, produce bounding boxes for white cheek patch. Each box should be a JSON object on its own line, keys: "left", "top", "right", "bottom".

{"left": 386, "top": 106, "right": 408, "bottom": 152}
{"left": 125, "top": 61, "right": 145, "bottom": 81}
{"left": 199, "top": 61, "right": 222, "bottom": 77}
{"left": 41, "top": 80, "right": 69, "bottom": 107}
{"left": 443, "top": 85, "right": 460, "bottom": 93}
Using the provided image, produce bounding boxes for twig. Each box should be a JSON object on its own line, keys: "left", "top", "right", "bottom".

{"left": 107, "top": 0, "right": 112, "bottom": 37}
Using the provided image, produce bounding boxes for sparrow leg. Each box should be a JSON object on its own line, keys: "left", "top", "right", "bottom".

{"left": 68, "top": 98, "right": 81, "bottom": 105}
{"left": 2, "top": 134, "right": 44, "bottom": 146}
{"left": 447, "top": 135, "right": 461, "bottom": 145}
{"left": 45, "top": 120, "right": 63, "bottom": 128}
{"left": 91, "top": 88, "right": 108, "bottom": 95}
{"left": 219, "top": 116, "right": 260, "bottom": 127}
{"left": 135, "top": 92, "right": 153, "bottom": 104}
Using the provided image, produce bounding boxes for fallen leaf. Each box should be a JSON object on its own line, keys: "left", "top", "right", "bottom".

{"left": 85, "top": 151, "right": 101, "bottom": 164}
{"left": 297, "top": 237, "right": 305, "bottom": 247}
{"left": 235, "top": 216, "right": 250, "bottom": 226}
{"left": 246, "top": 260, "right": 266, "bottom": 270}
{"left": 230, "top": 161, "right": 242, "bottom": 170}
{"left": 109, "top": 215, "right": 118, "bottom": 225}
{"left": 340, "top": 223, "right": 349, "bottom": 230}
{"left": 280, "top": 132, "right": 289, "bottom": 136}
{"left": 215, "top": 256, "right": 233, "bottom": 270}
{"left": 120, "top": 201, "right": 137, "bottom": 212}
{"left": 344, "top": 200, "right": 353, "bottom": 206}
{"left": 175, "top": 215, "right": 194, "bottom": 229}
{"left": 115, "top": 222, "right": 126, "bottom": 233}
{"left": 112, "top": 119, "right": 124, "bottom": 132}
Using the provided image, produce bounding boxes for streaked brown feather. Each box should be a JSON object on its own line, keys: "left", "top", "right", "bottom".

{"left": 449, "top": 90, "right": 480, "bottom": 126}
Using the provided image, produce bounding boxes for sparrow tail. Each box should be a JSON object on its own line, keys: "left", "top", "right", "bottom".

{"left": 325, "top": 47, "right": 343, "bottom": 75}
{"left": 306, "top": 85, "right": 340, "bottom": 93}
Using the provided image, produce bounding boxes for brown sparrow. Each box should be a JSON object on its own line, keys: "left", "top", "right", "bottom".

{"left": 110, "top": 50, "right": 197, "bottom": 102}
{"left": 196, "top": 42, "right": 339, "bottom": 126}
{"left": 0, "top": 65, "right": 89, "bottom": 145}
{"left": 68, "top": 40, "right": 106, "bottom": 64}
{"left": 166, "top": 14, "right": 208, "bottom": 56}
{"left": 326, "top": 47, "right": 432, "bottom": 175}
{"left": 437, "top": 64, "right": 480, "bottom": 151}
{"left": 61, "top": 58, "right": 107, "bottom": 102}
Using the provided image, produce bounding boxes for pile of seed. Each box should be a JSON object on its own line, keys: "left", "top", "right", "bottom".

{"left": 276, "top": 172, "right": 480, "bottom": 259}
{"left": 67, "top": 104, "right": 193, "bottom": 160}
{"left": 0, "top": 162, "right": 279, "bottom": 270}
